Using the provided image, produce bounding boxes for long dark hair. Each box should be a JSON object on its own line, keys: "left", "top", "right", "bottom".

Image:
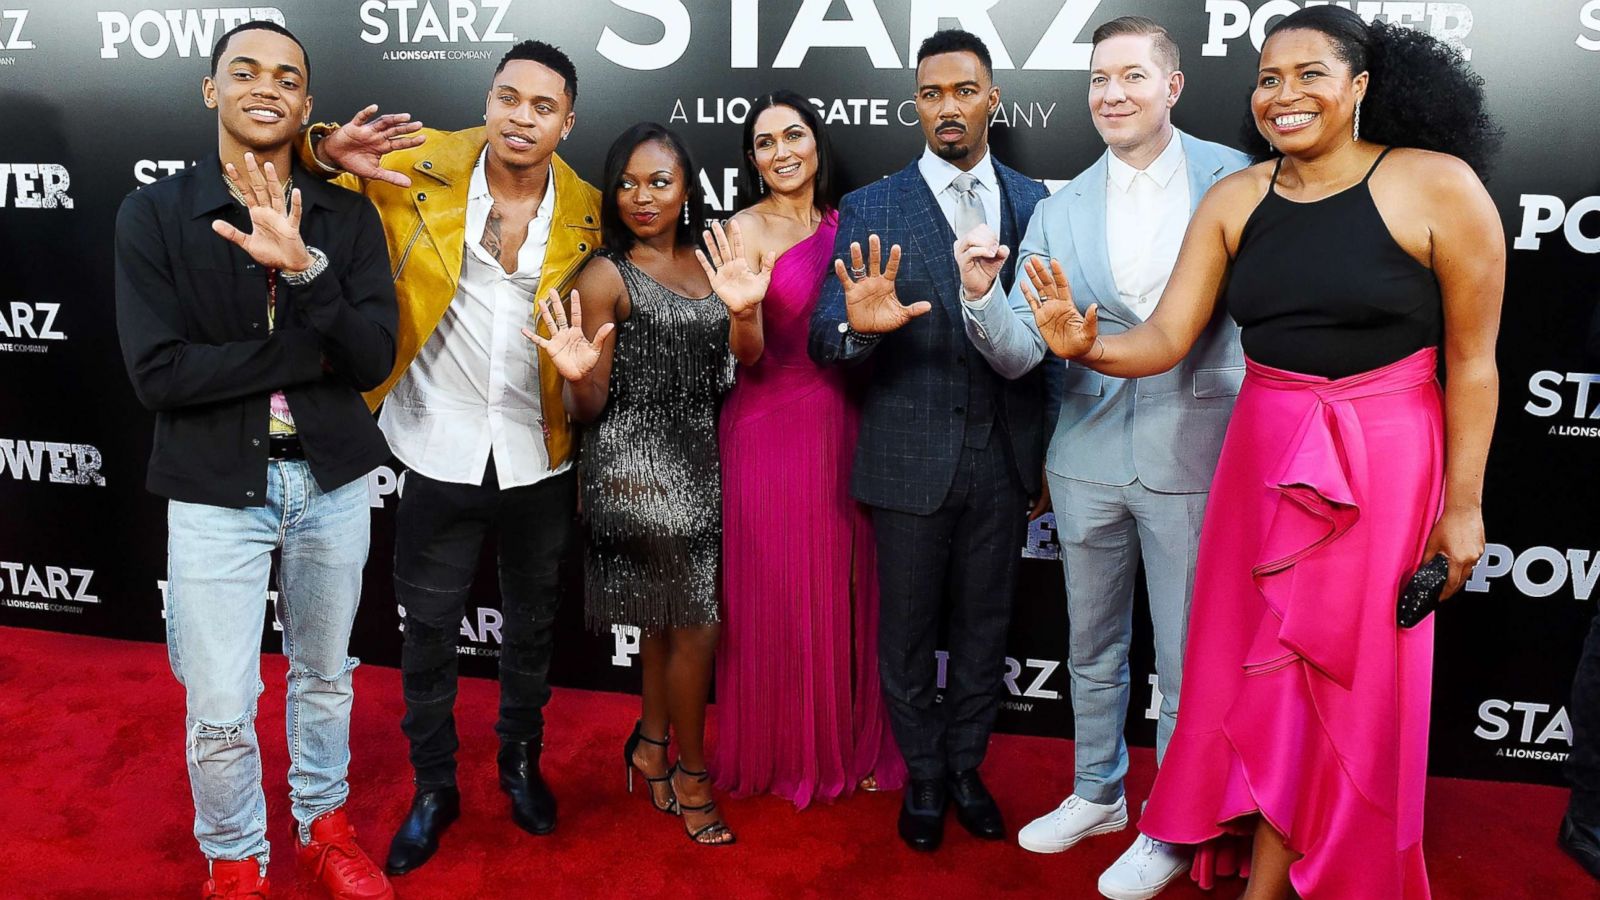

{"left": 599, "top": 122, "right": 705, "bottom": 254}
{"left": 1240, "top": 5, "right": 1502, "bottom": 180}
{"left": 738, "top": 90, "right": 838, "bottom": 214}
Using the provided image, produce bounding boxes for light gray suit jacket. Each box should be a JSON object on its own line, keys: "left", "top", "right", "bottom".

{"left": 964, "top": 130, "right": 1251, "bottom": 493}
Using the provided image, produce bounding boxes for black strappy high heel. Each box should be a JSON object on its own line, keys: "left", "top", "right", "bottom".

{"left": 671, "top": 765, "right": 736, "bottom": 846}
{"left": 623, "top": 720, "right": 678, "bottom": 815}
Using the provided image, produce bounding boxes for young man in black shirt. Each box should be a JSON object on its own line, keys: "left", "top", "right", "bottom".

{"left": 114, "top": 21, "right": 396, "bottom": 900}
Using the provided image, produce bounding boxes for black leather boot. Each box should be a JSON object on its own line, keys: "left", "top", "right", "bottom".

{"left": 499, "top": 741, "right": 557, "bottom": 835}
{"left": 385, "top": 786, "right": 460, "bottom": 875}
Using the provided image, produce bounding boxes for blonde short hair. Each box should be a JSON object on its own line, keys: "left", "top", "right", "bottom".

{"left": 1091, "top": 16, "right": 1180, "bottom": 73}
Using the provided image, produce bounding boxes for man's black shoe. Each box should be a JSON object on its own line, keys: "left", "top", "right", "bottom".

{"left": 947, "top": 769, "right": 1005, "bottom": 840}
{"left": 499, "top": 741, "right": 557, "bottom": 835}
{"left": 1559, "top": 812, "right": 1600, "bottom": 880}
{"left": 897, "top": 778, "right": 947, "bottom": 852}
{"left": 385, "top": 786, "right": 460, "bottom": 875}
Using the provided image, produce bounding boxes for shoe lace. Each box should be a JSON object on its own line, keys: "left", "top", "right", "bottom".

{"left": 325, "top": 840, "right": 382, "bottom": 885}
{"left": 1055, "top": 795, "right": 1092, "bottom": 820}
{"left": 309, "top": 826, "right": 382, "bottom": 887}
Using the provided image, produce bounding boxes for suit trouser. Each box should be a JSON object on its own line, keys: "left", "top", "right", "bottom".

{"left": 395, "top": 460, "right": 576, "bottom": 790}
{"left": 1568, "top": 605, "right": 1600, "bottom": 826}
{"left": 1047, "top": 472, "right": 1208, "bottom": 806}
{"left": 872, "top": 441, "right": 1027, "bottom": 781}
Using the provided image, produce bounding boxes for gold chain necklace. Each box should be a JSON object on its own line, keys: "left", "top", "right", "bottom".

{"left": 223, "top": 172, "right": 293, "bottom": 208}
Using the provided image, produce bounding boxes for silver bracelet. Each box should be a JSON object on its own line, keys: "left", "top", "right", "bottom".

{"left": 282, "top": 246, "right": 329, "bottom": 286}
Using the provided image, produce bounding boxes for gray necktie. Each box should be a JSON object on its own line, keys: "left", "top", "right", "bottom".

{"left": 950, "top": 172, "right": 985, "bottom": 237}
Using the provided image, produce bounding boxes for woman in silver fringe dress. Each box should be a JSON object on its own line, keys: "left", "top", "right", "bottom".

{"left": 524, "top": 123, "right": 768, "bottom": 846}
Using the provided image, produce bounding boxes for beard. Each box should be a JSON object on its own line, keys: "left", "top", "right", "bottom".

{"left": 934, "top": 141, "right": 972, "bottom": 161}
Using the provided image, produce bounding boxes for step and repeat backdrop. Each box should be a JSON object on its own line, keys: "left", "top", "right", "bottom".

{"left": 1, "top": 0, "right": 1597, "bottom": 785}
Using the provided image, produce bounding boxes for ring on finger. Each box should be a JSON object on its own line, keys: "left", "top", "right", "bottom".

{"left": 849, "top": 266, "right": 868, "bottom": 279}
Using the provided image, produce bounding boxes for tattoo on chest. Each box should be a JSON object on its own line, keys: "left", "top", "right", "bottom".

{"left": 480, "top": 205, "right": 504, "bottom": 260}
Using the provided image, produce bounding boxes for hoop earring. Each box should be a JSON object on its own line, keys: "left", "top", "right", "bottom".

{"left": 1352, "top": 100, "right": 1361, "bottom": 143}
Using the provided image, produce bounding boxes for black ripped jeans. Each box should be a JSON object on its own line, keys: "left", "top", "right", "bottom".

{"left": 395, "top": 460, "right": 576, "bottom": 790}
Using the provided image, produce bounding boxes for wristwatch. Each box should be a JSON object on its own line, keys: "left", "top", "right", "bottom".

{"left": 837, "top": 320, "right": 882, "bottom": 346}
{"left": 282, "top": 247, "right": 329, "bottom": 285}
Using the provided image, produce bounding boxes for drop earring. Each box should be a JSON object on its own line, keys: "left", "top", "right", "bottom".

{"left": 682, "top": 203, "right": 691, "bottom": 226}
{"left": 758, "top": 175, "right": 767, "bottom": 196}
{"left": 1352, "top": 100, "right": 1362, "bottom": 142}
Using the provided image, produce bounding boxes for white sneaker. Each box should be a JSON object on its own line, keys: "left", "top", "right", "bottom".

{"left": 1016, "top": 794, "right": 1128, "bottom": 854}
{"left": 1097, "top": 833, "right": 1190, "bottom": 900}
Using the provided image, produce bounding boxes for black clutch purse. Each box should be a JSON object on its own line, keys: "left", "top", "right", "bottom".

{"left": 1397, "top": 553, "right": 1450, "bottom": 628}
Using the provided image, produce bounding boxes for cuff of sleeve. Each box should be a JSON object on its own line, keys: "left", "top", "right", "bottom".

{"left": 306, "top": 123, "right": 342, "bottom": 174}
{"left": 290, "top": 261, "right": 340, "bottom": 308}
{"left": 961, "top": 282, "right": 1002, "bottom": 312}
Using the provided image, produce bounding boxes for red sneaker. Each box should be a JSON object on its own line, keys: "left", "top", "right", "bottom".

{"left": 203, "top": 858, "right": 269, "bottom": 899}
{"left": 296, "top": 808, "right": 395, "bottom": 900}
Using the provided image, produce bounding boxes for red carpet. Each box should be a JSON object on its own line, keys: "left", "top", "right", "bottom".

{"left": 0, "top": 626, "right": 1590, "bottom": 899}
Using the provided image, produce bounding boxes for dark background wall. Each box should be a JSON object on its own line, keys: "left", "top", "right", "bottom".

{"left": 2, "top": 0, "right": 1597, "bottom": 785}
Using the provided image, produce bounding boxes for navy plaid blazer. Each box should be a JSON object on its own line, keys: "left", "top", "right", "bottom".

{"left": 808, "top": 158, "right": 1050, "bottom": 515}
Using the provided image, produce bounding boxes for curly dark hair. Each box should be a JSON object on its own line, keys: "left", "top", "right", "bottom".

{"left": 1239, "top": 6, "right": 1502, "bottom": 180}
{"left": 599, "top": 122, "right": 705, "bottom": 255}
{"left": 495, "top": 40, "right": 577, "bottom": 108}
{"left": 738, "top": 90, "right": 838, "bottom": 214}
{"left": 916, "top": 29, "right": 993, "bottom": 78}
{"left": 211, "top": 21, "right": 309, "bottom": 84}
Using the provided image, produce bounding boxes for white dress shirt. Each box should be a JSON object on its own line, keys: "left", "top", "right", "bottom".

{"left": 379, "top": 149, "right": 566, "bottom": 489}
{"left": 1105, "top": 131, "right": 1190, "bottom": 321}
{"left": 918, "top": 145, "right": 1002, "bottom": 239}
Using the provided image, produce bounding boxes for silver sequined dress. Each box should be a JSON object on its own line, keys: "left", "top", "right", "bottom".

{"left": 582, "top": 252, "right": 736, "bottom": 633}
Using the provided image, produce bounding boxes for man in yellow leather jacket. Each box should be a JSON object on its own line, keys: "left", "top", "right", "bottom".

{"left": 302, "top": 39, "right": 599, "bottom": 876}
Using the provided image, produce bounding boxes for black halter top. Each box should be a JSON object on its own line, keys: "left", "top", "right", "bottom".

{"left": 1223, "top": 147, "right": 1442, "bottom": 379}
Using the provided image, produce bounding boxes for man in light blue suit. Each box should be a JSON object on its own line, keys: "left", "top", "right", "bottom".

{"left": 953, "top": 17, "right": 1249, "bottom": 900}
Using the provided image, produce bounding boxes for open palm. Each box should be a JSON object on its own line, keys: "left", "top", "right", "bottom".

{"left": 319, "top": 104, "right": 427, "bottom": 188}
{"left": 832, "top": 234, "right": 932, "bottom": 334}
{"left": 1020, "top": 256, "right": 1098, "bottom": 359}
{"left": 211, "top": 155, "right": 312, "bottom": 272}
{"left": 696, "top": 219, "right": 772, "bottom": 318}
{"left": 522, "top": 288, "right": 614, "bottom": 383}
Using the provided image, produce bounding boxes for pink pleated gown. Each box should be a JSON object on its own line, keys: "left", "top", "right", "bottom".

{"left": 1141, "top": 348, "right": 1445, "bottom": 898}
{"left": 711, "top": 210, "right": 906, "bottom": 808}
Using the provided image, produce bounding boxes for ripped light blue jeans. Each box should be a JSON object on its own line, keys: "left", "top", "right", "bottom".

{"left": 166, "top": 461, "right": 370, "bottom": 865}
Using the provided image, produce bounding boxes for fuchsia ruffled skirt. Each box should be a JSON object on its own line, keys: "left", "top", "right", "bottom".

{"left": 1141, "top": 348, "right": 1444, "bottom": 899}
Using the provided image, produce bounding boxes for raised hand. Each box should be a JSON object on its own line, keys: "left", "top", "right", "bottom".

{"left": 1019, "top": 256, "right": 1099, "bottom": 359}
{"left": 954, "top": 223, "right": 1010, "bottom": 301}
{"left": 521, "top": 288, "right": 614, "bottom": 383}
{"left": 831, "top": 234, "right": 932, "bottom": 334}
{"left": 696, "top": 219, "right": 773, "bottom": 319}
{"left": 212, "top": 154, "right": 313, "bottom": 272}
{"left": 316, "top": 104, "right": 427, "bottom": 187}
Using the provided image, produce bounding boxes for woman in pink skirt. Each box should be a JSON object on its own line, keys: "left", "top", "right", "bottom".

{"left": 1020, "top": 7, "right": 1503, "bottom": 898}
{"left": 707, "top": 91, "right": 905, "bottom": 808}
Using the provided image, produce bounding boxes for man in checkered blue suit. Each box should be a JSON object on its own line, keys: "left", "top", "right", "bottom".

{"left": 809, "top": 29, "right": 1049, "bottom": 853}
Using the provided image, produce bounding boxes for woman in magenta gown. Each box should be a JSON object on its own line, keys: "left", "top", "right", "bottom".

{"left": 707, "top": 91, "right": 905, "bottom": 807}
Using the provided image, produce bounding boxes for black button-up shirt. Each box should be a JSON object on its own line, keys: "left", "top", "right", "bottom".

{"left": 115, "top": 153, "right": 397, "bottom": 507}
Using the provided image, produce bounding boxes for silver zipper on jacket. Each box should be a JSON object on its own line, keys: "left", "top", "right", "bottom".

{"left": 391, "top": 221, "right": 424, "bottom": 281}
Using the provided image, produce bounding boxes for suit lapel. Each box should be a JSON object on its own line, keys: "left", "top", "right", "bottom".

{"left": 1180, "top": 130, "right": 1225, "bottom": 215}
{"left": 1067, "top": 153, "right": 1134, "bottom": 322}
{"left": 896, "top": 167, "right": 963, "bottom": 317}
